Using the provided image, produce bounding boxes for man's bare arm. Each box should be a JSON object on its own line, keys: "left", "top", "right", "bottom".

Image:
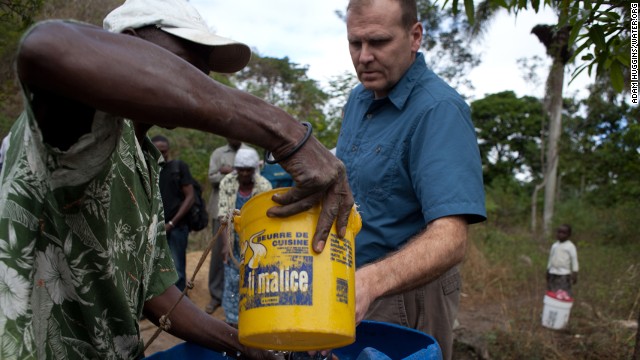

{"left": 354, "top": 215, "right": 468, "bottom": 322}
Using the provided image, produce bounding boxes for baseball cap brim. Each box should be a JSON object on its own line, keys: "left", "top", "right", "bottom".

{"left": 162, "top": 27, "right": 251, "bottom": 73}
{"left": 103, "top": 0, "right": 251, "bottom": 74}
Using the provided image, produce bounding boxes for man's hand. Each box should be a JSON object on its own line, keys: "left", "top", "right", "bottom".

{"left": 220, "top": 165, "right": 233, "bottom": 175}
{"left": 266, "top": 135, "right": 354, "bottom": 253}
{"left": 571, "top": 272, "right": 578, "bottom": 285}
{"left": 354, "top": 266, "right": 378, "bottom": 325}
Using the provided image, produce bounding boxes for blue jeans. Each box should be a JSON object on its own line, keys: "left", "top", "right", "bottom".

{"left": 167, "top": 224, "right": 189, "bottom": 291}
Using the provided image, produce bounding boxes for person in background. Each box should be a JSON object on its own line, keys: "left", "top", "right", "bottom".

{"left": 218, "top": 148, "right": 272, "bottom": 326}
{"left": 0, "top": 0, "right": 353, "bottom": 358}
{"left": 206, "top": 138, "right": 250, "bottom": 314}
{"left": 337, "top": 0, "right": 486, "bottom": 359}
{"left": 152, "top": 135, "right": 195, "bottom": 292}
{"left": 546, "top": 224, "right": 579, "bottom": 297}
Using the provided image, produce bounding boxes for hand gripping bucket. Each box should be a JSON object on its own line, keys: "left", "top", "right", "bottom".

{"left": 233, "top": 188, "right": 362, "bottom": 351}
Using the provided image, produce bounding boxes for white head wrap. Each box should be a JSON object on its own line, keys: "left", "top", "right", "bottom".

{"left": 234, "top": 148, "right": 260, "bottom": 169}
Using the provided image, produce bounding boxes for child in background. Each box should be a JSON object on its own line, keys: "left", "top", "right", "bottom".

{"left": 546, "top": 224, "right": 579, "bottom": 299}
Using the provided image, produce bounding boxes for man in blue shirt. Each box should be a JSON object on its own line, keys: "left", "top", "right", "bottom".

{"left": 337, "top": 0, "right": 486, "bottom": 358}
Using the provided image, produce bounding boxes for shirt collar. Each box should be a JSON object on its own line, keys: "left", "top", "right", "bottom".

{"left": 356, "top": 52, "right": 427, "bottom": 110}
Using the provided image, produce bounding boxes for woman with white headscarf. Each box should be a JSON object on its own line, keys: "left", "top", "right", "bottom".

{"left": 217, "top": 148, "right": 272, "bottom": 326}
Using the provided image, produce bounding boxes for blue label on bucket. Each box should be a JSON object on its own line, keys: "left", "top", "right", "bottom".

{"left": 242, "top": 257, "right": 313, "bottom": 310}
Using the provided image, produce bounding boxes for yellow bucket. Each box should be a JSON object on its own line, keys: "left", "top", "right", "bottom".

{"left": 233, "top": 188, "right": 361, "bottom": 351}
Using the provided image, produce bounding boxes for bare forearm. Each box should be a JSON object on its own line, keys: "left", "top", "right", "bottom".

{"left": 17, "top": 21, "right": 302, "bottom": 154}
{"left": 358, "top": 216, "right": 468, "bottom": 300}
{"left": 144, "top": 287, "right": 271, "bottom": 358}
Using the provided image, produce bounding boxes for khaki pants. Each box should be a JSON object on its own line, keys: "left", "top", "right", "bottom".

{"left": 364, "top": 266, "right": 461, "bottom": 360}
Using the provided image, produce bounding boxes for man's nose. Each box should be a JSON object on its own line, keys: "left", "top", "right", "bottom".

{"left": 359, "top": 44, "right": 374, "bottom": 64}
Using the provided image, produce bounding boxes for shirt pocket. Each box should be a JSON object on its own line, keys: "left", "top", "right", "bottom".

{"left": 359, "top": 141, "right": 399, "bottom": 202}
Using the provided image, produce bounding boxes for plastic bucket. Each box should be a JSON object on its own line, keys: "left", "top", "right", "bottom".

{"left": 541, "top": 294, "right": 573, "bottom": 329}
{"left": 145, "top": 320, "right": 442, "bottom": 359}
{"left": 233, "top": 188, "right": 362, "bottom": 351}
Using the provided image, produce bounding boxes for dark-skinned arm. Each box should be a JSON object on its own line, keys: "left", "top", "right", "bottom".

{"left": 143, "top": 286, "right": 276, "bottom": 360}
{"left": 16, "top": 20, "right": 353, "bottom": 251}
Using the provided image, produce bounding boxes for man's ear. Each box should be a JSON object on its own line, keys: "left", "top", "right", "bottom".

{"left": 410, "top": 22, "right": 423, "bottom": 52}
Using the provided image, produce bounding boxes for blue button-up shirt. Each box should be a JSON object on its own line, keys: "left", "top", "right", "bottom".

{"left": 337, "top": 52, "right": 486, "bottom": 267}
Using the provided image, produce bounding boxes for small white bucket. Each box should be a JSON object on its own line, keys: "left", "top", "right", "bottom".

{"left": 542, "top": 294, "right": 573, "bottom": 329}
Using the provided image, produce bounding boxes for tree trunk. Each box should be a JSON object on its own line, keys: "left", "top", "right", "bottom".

{"left": 531, "top": 181, "right": 546, "bottom": 242}
{"left": 542, "top": 59, "right": 565, "bottom": 236}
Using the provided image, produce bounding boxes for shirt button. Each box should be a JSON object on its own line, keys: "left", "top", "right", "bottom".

{"left": 366, "top": 113, "right": 372, "bottom": 119}
{"left": 351, "top": 145, "right": 357, "bottom": 152}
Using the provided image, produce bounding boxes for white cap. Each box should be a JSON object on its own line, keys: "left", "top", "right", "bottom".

{"left": 234, "top": 148, "right": 260, "bottom": 169}
{"left": 103, "top": 0, "right": 251, "bottom": 73}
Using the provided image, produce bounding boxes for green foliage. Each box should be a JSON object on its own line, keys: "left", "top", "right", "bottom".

{"left": 555, "top": 199, "right": 638, "bottom": 247}
{"left": 230, "top": 53, "right": 336, "bottom": 148}
{"left": 472, "top": 87, "right": 639, "bottom": 232}
{"left": 417, "top": 0, "right": 481, "bottom": 95}
{"left": 471, "top": 91, "right": 546, "bottom": 185}
{"left": 560, "top": 83, "right": 640, "bottom": 206}
{"left": 439, "top": 0, "right": 632, "bottom": 93}
{"left": 0, "top": 0, "right": 43, "bottom": 120}
{"left": 1, "top": 0, "right": 122, "bottom": 121}
{"left": 484, "top": 176, "right": 533, "bottom": 229}
{"left": 323, "top": 71, "right": 359, "bottom": 148}
{"left": 0, "top": 0, "right": 43, "bottom": 29}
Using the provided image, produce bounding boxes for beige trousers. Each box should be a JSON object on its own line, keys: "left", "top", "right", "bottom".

{"left": 364, "top": 266, "right": 461, "bottom": 360}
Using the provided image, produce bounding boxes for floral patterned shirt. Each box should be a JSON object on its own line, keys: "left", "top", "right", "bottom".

{"left": 0, "top": 87, "right": 177, "bottom": 358}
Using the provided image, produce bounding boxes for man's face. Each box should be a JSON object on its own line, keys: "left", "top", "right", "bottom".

{"left": 235, "top": 167, "right": 255, "bottom": 185}
{"left": 227, "top": 138, "right": 242, "bottom": 150}
{"left": 153, "top": 141, "right": 169, "bottom": 160}
{"left": 347, "top": 0, "right": 422, "bottom": 99}
{"left": 556, "top": 226, "right": 570, "bottom": 241}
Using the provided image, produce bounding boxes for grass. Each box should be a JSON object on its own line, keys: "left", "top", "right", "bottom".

{"left": 461, "top": 217, "right": 639, "bottom": 359}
